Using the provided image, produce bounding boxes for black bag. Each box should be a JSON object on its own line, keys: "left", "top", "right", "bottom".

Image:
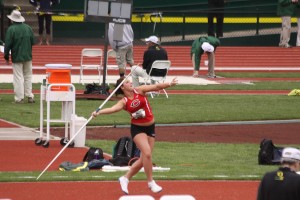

{"left": 83, "top": 147, "right": 104, "bottom": 162}
{"left": 109, "top": 137, "right": 140, "bottom": 166}
{"left": 87, "top": 159, "right": 112, "bottom": 169}
{"left": 84, "top": 83, "right": 110, "bottom": 95}
{"left": 258, "top": 139, "right": 283, "bottom": 165}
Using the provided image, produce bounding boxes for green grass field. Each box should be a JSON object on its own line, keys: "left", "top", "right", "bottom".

{"left": 0, "top": 93, "right": 299, "bottom": 127}
{"left": 0, "top": 72, "right": 299, "bottom": 182}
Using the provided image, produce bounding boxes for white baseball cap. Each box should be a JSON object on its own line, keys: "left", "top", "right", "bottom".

{"left": 281, "top": 147, "right": 300, "bottom": 162}
{"left": 145, "top": 36, "right": 159, "bottom": 44}
{"left": 7, "top": 10, "right": 25, "bottom": 23}
{"left": 201, "top": 42, "right": 214, "bottom": 52}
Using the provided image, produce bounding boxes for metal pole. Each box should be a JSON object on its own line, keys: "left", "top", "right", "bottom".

{"left": 102, "top": 20, "right": 109, "bottom": 95}
{"left": 182, "top": 13, "right": 186, "bottom": 41}
{"left": 256, "top": 8, "right": 260, "bottom": 35}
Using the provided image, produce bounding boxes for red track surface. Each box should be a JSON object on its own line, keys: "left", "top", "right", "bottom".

{"left": 1, "top": 46, "right": 300, "bottom": 75}
{"left": 0, "top": 181, "right": 259, "bottom": 200}
{"left": 0, "top": 119, "right": 19, "bottom": 128}
{"left": 23, "top": 46, "right": 300, "bottom": 68}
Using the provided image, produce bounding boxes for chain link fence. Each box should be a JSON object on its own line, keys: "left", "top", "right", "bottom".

{"left": 1, "top": 7, "right": 298, "bottom": 45}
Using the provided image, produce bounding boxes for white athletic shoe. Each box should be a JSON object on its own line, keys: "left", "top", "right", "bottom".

{"left": 148, "top": 180, "right": 162, "bottom": 193}
{"left": 119, "top": 176, "right": 129, "bottom": 195}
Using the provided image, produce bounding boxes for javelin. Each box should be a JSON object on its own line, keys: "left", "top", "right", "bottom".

{"left": 36, "top": 70, "right": 134, "bottom": 180}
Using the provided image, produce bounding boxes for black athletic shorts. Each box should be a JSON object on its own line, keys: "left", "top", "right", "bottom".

{"left": 130, "top": 123, "right": 155, "bottom": 138}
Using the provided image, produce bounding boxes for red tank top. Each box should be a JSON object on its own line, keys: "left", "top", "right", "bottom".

{"left": 123, "top": 89, "right": 154, "bottom": 124}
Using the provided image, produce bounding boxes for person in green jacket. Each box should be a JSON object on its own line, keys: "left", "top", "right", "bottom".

{"left": 190, "top": 36, "right": 220, "bottom": 78}
{"left": 277, "top": 0, "right": 297, "bottom": 48}
{"left": 4, "top": 10, "right": 35, "bottom": 103}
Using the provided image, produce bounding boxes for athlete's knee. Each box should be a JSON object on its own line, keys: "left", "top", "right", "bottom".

{"left": 143, "top": 151, "right": 152, "bottom": 160}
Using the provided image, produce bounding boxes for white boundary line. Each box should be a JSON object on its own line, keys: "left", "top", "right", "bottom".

{"left": 1, "top": 65, "right": 300, "bottom": 71}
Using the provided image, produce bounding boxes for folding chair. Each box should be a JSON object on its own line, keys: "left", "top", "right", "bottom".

{"left": 79, "top": 48, "right": 103, "bottom": 85}
{"left": 0, "top": 45, "right": 10, "bottom": 55}
{"left": 106, "top": 49, "right": 129, "bottom": 74}
{"left": 145, "top": 60, "right": 171, "bottom": 98}
{"left": 106, "top": 49, "right": 118, "bottom": 71}
{"left": 106, "top": 49, "right": 118, "bottom": 80}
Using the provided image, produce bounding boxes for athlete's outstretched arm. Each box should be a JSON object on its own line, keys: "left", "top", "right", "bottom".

{"left": 92, "top": 100, "right": 124, "bottom": 117}
{"left": 137, "top": 77, "right": 178, "bottom": 94}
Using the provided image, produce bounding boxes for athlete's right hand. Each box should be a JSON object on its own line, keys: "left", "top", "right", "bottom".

{"left": 92, "top": 111, "right": 99, "bottom": 118}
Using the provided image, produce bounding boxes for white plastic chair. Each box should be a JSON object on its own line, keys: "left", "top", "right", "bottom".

{"left": 105, "top": 49, "right": 130, "bottom": 84}
{"left": 106, "top": 49, "right": 128, "bottom": 73}
{"left": 0, "top": 45, "right": 10, "bottom": 55}
{"left": 160, "top": 195, "right": 196, "bottom": 200}
{"left": 119, "top": 195, "right": 155, "bottom": 200}
{"left": 0, "top": 45, "right": 4, "bottom": 53}
{"left": 106, "top": 49, "right": 119, "bottom": 79}
{"left": 145, "top": 60, "right": 171, "bottom": 98}
{"left": 79, "top": 48, "right": 103, "bottom": 85}
{"left": 106, "top": 49, "right": 118, "bottom": 70}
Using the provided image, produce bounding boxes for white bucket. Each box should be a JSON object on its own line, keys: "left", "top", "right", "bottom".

{"left": 70, "top": 114, "right": 87, "bottom": 147}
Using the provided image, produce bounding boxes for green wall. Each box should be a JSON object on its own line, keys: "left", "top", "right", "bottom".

{"left": 53, "top": 0, "right": 281, "bottom": 46}
{"left": 56, "top": 0, "right": 276, "bottom": 13}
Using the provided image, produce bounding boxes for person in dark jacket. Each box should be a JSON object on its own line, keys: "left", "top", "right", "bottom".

{"left": 207, "top": 0, "right": 225, "bottom": 38}
{"left": 131, "top": 35, "right": 168, "bottom": 87}
{"left": 257, "top": 147, "right": 300, "bottom": 200}
{"left": 4, "top": 10, "right": 35, "bottom": 103}
{"left": 29, "top": 0, "right": 59, "bottom": 45}
{"left": 191, "top": 36, "right": 220, "bottom": 78}
{"left": 0, "top": 0, "right": 3, "bottom": 15}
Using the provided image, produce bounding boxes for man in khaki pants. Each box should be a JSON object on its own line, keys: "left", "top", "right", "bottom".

{"left": 4, "top": 10, "right": 35, "bottom": 103}
{"left": 191, "top": 36, "right": 220, "bottom": 78}
{"left": 108, "top": 23, "right": 135, "bottom": 78}
{"left": 277, "top": 0, "right": 297, "bottom": 48}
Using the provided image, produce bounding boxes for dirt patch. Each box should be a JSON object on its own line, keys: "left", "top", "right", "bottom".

{"left": 50, "top": 122, "right": 300, "bottom": 144}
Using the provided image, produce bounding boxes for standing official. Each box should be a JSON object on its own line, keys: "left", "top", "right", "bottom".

{"left": 208, "top": 0, "right": 225, "bottom": 38}
{"left": 29, "top": 0, "right": 60, "bottom": 45}
{"left": 4, "top": 10, "right": 35, "bottom": 103}
{"left": 108, "top": 23, "right": 135, "bottom": 78}
{"left": 277, "top": 0, "right": 296, "bottom": 48}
